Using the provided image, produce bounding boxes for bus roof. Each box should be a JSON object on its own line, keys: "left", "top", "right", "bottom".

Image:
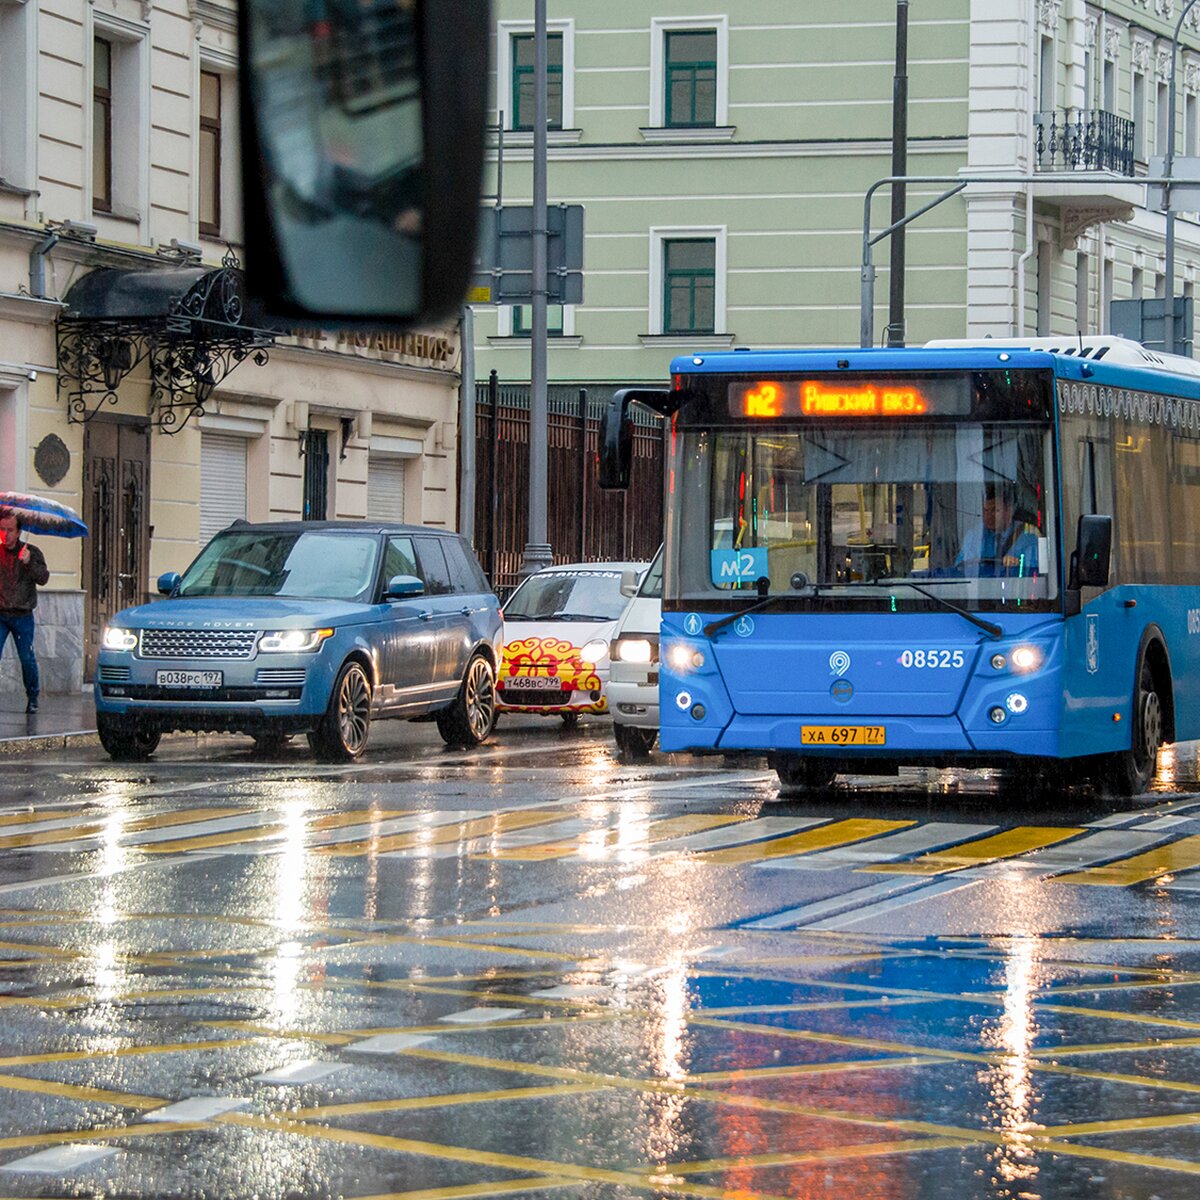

{"left": 669, "top": 336, "right": 1200, "bottom": 389}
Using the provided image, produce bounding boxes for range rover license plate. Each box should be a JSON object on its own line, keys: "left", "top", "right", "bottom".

{"left": 801, "top": 725, "right": 886, "bottom": 746}
{"left": 156, "top": 670, "right": 223, "bottom": 688}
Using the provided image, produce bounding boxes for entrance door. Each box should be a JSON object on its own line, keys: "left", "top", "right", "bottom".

{"left": 83, "top": 419, "right": 150, "bottom": 678}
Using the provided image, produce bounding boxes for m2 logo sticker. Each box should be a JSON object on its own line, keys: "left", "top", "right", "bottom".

{"left": 710, "top": 547, "right": 768, "bottom": 584}
{"left": 1086, "top": 613, "right": 1100, "bottom": 675}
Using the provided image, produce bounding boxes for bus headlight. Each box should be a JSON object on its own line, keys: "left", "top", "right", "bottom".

{"left": 259, "top": 628, "right": 334, "bottom": 653}
{"left": 580, "top": 638, "right": 609, "bottom": 664}
{"left": 102, "top": 626, "right": 138, "bottom": 652}
{"left": 1009, "top": 645, "right": 1044, "bottom": 674}
{"left": 665, "top": 642, "right": 705, "bottom": 673}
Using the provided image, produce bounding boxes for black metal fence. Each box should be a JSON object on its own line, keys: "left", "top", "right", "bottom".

{"left": 1033, "top": 108, "right": 1135, "bottom": 175}
{"left": 470, "top": 374, "right": 665, "bottom": 597}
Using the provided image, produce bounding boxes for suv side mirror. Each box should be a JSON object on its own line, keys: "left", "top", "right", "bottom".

{"left": 157, "top": 572, "right": 181, "bottom": 596}
{"left": 1074, "top": 515, "right": 1112, "bottom": 588}
{"left": 619, "top": 568, "right": 639, "bottom": 597}
{"left": 238, "top": 0, "right": 488, "bottom": 326}
{"left": 386, "top": 574, "right": 425, "bottom": 599}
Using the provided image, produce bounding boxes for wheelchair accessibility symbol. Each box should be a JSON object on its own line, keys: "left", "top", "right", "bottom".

{"left": 684, "top": 613, "right": 703, "bottom": 636}
{"left": 734, "top": 615, "right": 755, "bottom": 638}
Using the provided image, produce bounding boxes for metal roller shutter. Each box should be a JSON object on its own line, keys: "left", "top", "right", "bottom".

{"left": 200, "top": 432, "right": 248, "bottom": 543}
{"left": 368, "top": 457, "right": 406, "bottom": 522}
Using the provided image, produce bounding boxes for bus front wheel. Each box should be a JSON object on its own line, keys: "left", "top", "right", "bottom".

{"left": 1100, "top": 660, "right": 1165, "bottom": 797}
{"left": 770, "top": 755, "right": 836, "bottom": 796}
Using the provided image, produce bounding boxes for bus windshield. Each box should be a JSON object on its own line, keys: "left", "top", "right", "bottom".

{"left": 672, "top": 420, "right": 1057, "bottom": 610}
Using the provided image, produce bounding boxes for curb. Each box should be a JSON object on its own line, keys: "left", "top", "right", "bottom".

{"left": 0, "top": 730, "right": 99, "bottom": 756}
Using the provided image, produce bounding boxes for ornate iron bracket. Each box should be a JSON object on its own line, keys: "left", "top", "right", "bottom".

{"left": 56, "top": 250, "right": 275, "bottom": 434}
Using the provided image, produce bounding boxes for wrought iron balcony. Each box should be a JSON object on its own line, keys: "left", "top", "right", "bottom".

{"left": 1033, "top": 108, "right": 1135, "bottom": 176}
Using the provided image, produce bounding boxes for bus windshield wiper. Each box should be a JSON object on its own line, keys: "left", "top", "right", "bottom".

{"left": 838, "top": 578, "right": 1002, "bottom": 639}
{"left": 702, "top": 575, "right": 1002, "bottom": 640}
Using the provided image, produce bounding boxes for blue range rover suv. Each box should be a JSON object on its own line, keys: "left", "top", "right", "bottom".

{"left": 94, "top": 521, "right": 502, "bottom": 762}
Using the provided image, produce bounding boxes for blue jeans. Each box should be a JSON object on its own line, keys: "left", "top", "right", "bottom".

{"left": 0, "top": 613, "right": 38, "bottom": 701}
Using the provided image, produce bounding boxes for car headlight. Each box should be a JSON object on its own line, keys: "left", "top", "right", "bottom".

{"left": 613, "top": 637, "right": 654, "bottom": 664}
{"left": 101, "top": 626, "right": 138, "bottom": 652}
{"left": 258, "top": 628, "right": 334, "bottom": 654}
{"left": 579, "top": 638, "right": 609, "bottom": 664}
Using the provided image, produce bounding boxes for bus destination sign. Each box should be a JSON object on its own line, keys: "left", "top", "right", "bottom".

{"left": 729, "top": 380, "right": 931, "bottom": 418}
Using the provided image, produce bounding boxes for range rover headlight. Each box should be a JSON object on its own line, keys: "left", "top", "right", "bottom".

{"left": 258, "top": 628, "right": 334, "bottom": 654}
{"left": 101, "top": 626, "right": 138, "bottom": 652}
{"left": 579, "top": 638, "right": 609, "bottom": 664}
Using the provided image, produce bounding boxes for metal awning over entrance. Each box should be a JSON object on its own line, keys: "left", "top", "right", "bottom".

{"left": 56, "top": 251, "right": 275, "bottom": 433}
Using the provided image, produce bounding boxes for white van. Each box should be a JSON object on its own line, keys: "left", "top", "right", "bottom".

{"left": 609, "top": 545, "right": 662, "bottom": 759}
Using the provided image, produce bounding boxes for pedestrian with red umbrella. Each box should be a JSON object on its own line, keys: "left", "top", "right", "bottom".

{"left": 0, "top": 505, "right": 51, "bottom": 714}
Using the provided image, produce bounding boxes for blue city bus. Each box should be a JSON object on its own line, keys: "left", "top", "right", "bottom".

{"left": 600, "top": 337, "right": 1200, "bottom": 796}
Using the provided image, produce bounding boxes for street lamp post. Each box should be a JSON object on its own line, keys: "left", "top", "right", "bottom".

{"left": 1164, "top": 0, "right": 1199, "bottom": 354}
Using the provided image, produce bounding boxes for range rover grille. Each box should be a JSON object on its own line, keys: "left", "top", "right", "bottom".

{"left": 139, "top": 628, "right": 258, "bottom": 660}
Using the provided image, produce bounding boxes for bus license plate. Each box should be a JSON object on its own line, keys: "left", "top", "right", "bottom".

{"left": 801, "top": 725, "right": 886, "bottom": 746}
{"left": 156, "top": 670, "right": 222, "bottom": 688}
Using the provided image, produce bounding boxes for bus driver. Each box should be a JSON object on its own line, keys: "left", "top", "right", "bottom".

{"left": 954, "top": 483, "right": 1039, "bottom": 578}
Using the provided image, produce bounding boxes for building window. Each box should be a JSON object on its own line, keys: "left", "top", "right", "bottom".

{"left": 0, "top": 1, "right": 35, "bottom": 190}
{"left": 1036, "top": 241, "right": 1052, "bottom": 337}
{"left": 1038, "top": 35, "right": 1055, "bottom": 112}
{"left": 368, "top": 458, "right": 407, "bottom": 522}
{"left": 511, "top": 32, "right": 562, "bottom": 131}
{"left": 1103, "top": 58, "right": 1115, "bottom": 112}
{"left": 1133, "top": 69, "right": 1146, "bottom": 159}
{"left": 1187, "top": 91, "right": 1198, "bottom": 156}
{"left": 93, "top": 36, "right": 113, "bottom": 213}
{"left": 200, "top": 432, "right": 247, "bottom": 543}
{"left": 1075, "top": 252, "right": 1088, "bottom": 332}
{"left": 199, "top": 69, "right": 222, "bottom": 237}
{"left": 1131, "top": 265, "right": 1143, "bottom": 299}
{"left": 512, "top": 304, "right": 564, "bottom": 336}
{"left": 663, "top": 238, "right": 715, "bottom": 335}
{"left": 302, "top": 430, "right": 329, "bottom": 521}
{"left": 665, "top": 30, "right": 717, "bottom": 128}
{"left": 1157, "top": 81, "right": 1170, "bottom": 157}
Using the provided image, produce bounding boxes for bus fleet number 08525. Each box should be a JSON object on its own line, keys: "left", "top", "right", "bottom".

{"left": 898, "top": 649, "right": 966, "bottom": 669}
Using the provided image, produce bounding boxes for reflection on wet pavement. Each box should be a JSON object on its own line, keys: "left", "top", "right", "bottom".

{"left": 0, "top": 723, "right": 1200, "bottom": 1196}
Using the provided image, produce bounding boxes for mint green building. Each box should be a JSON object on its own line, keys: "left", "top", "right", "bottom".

{"left": 473, "top": 1, "right": 1200, "bottom": 391}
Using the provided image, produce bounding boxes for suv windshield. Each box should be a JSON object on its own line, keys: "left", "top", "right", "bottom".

{"left": 178, "top": 531, "right": 380, "bottom": 600}
{"left": 504, "top": 569, "right": 631, "bottom": 621}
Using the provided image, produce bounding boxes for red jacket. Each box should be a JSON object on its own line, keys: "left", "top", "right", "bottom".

{"left": 0, "top": 539, "right": 50, "bottom": 615}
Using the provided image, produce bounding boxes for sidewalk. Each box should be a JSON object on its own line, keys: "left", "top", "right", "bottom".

{"left": 0, "top": 690, "right": 98, "bottom": 755}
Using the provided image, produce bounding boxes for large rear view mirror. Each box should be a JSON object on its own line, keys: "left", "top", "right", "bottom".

{"left": 238, "top": 0, "right": 489, "bottom": 326}
{"left": 1075, "top": 514, "right": 1112, "bottom": 588}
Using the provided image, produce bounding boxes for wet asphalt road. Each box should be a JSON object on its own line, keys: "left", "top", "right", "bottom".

{"left": 4, "top": 719, "right": 1200, "bottom": 1198}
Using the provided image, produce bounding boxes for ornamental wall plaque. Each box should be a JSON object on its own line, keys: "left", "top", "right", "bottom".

{"left": 33, "top": 434, "right": 70, "bottom": 487}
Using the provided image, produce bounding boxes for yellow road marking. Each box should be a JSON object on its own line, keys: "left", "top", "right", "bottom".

{"left": 0, "top": 808, "right": 245, "bottom": 851}
{"left": 693, "top": 1055, "right": 939, "bottom": 1082}
{"left": 665, "top": 1136, "right": 970, "bottom": 1174}
{"left": 1055, "top": 833, "right": 1200, "bottom": 886}
{"left": 0, "top": 1120, "right": 206, "bottom": 1153}
{"left": 0, "top": 1037, "right": 259, "bottom": 1068}
{"left": 1040, "top": 1111, "right": 1200, "bottom": 1137}
{"left": 351, "top": 1182, "right": 577, "bottom": 1200}
{"left": 0, "top": 1072, "right": 163, "bottom": 1109}
{"left": 293, "top": 1083, "right": 601, "bottom": 1120}
{"left": 315, "top": 809, "right": 568, "bottom": 857}
{"left": 696, "top": 820, "right": 915, "bottom": 865}
{"left": 1021, "top": 1134, "right": 1200, "bottom": 1177}
{"left": 864, "top": 826, "right": 1086, "bottom": 875}
{"left": 481, "top": 813, "right": 748, "bottom": 861}
{"left": 140, "top": 809, "right": 412, "bottom": 854}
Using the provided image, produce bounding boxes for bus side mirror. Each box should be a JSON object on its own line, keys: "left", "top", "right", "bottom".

{"left": 237, "top": 0, "right": 488, "bottom": 326}
{"left": 1074, "top": 515, "right": 1112, "bottom": 588}
{"left": 599, "top": 391, "right": 637, "bottom": 490}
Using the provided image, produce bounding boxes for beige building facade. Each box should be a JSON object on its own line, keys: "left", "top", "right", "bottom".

{"left": 0, "top": 0, "right": 462, "bottom": 698}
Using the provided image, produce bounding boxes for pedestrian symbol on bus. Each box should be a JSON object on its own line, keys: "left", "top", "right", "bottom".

{"left": 1086, "top": 613, "right": 1100, "bottom": 674}
{"left": 684, "top": 613, "right": 703, "bottom": 636}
